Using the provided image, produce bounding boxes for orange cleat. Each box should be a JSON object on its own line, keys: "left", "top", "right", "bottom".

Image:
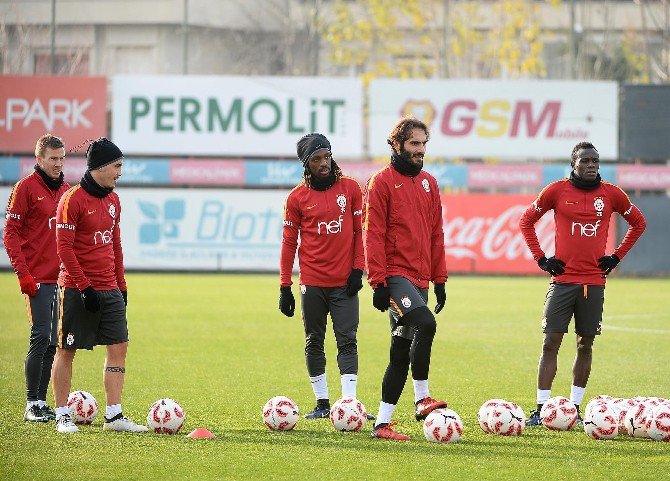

{"left": 370, "top": 422, "right": 409, "bottom": 441}
{"left": 415, "top": 397, "right": 448, "bottom": 421}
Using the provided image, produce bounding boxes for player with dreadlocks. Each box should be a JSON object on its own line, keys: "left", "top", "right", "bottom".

{"left": 279, "top": 132, "right": 373, "bottom": 420}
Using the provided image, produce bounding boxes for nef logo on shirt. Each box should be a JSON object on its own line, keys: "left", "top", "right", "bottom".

{"left": 593, "top": 197, "right": 604, "bottom": 217}
{"left": 336, "top": 194, "right": 347, "bottom": 213}
{"left": 317, "top": 215, "right": 343, "bottom": 235}
{"left": 571, "top": 220, "right": 601, "bottom": 237}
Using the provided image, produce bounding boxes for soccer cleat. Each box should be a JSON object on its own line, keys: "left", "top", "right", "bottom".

{"left": 370, "top": 422, "right": 409, "bottom": 441}
{"left": 575, "top": 407, "right": 583, "bottom": 426}
{"left": 24, "top": 405, "right": 48, "bottom": 422}
{"left": 103, "top": 413, "right": 148, "bottom": 432}
{"left": 56, "top": 414, "right": 79, "bottom": 433}
{"left": 526, "top": 409, "right": 542, "bottom": 426}
{"left": 40, "top": 405, "right": 56, "bottom": 421}
{"left": 304, "top": 406, "right": 330, "bottom": 419}
{"left": 366, "top": 412, "right": 376, "bottom": 421}
{"left": 414, "top": 397, "right": 448, "bottom": 421}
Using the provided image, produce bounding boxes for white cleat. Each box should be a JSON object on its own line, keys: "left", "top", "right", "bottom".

{"left": 56, "top": 414, "right": 80, "bottom": 433}
{"left": 103, "top": 414, "right": 148, "bottom": 433}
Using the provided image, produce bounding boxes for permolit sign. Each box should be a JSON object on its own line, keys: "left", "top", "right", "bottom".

{"left": 112, "top": 75, "right": 363, "bottom": 157}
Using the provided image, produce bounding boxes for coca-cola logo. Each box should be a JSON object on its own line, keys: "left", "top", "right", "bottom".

{"left": 443, "top": 205, "right": 555, "bottom": 261}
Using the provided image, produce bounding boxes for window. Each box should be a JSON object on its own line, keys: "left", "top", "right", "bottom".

{"left": 34, "top": 51, "right": 89, "bottom": 75}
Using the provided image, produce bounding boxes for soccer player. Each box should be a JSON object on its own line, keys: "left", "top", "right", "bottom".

{"left": 519, "top": 141, "right": 646, "bottom": 426}
{"left": 364, "top": 117, "right": 448, "bottom": 441}
{"left": 3, "top": 134, "right": 70, "bottom": 423}
{"left": 279, "top": 132, "right": 369, "bottom": 419}
{"left": 51, "top": 137, "right": 147, "bottom": 433}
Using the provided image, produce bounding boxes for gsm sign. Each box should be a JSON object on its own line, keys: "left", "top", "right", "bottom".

{"left": 440, "top": 100, "right": 561, "bottom": 138}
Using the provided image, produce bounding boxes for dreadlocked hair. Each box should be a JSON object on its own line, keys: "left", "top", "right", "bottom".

{"left": 304, "top": 159, "right": 343, "bottom": 188}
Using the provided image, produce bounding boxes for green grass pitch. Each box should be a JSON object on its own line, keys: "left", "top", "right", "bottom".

{"left": 0, "top": 273, "right": 669, "bottom": 480}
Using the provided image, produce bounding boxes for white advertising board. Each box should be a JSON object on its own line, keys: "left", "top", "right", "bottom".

{"left": 369, "top": 79, "right": 618, "bottom": 160}
{"left": 113, "top": 75, "right": 363, "bottom": 157}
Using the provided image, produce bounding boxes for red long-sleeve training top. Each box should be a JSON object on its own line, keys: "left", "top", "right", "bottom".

{"left": 519, "top": 179, "right": 646, "bottom": 285}
{"left": 3, "top": 172, "right": 70, "bottom": 283}
{"left": 363, "top": 164, "right": 448, "bottom": 289}
{"left": 280, "top": 176, "right": 364, "bottom": 287}
{"left": 56, "top": 185, "right": 126, "bottom": 291}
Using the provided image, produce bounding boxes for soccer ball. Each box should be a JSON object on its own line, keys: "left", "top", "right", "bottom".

{"left": 583, "top": 403, "right": 619, "bottom": 440}
{"left": 67, "top": 390, "right": 98, "bottom": 424}
{"left": 625, "top": 401, "right": 653, "bottom": 438}
{"left": 646, "top": 404, "right": 670, "bottom": 442}
{"left": 540, "top": 396, "right": 578, "bottom": 431}
{"left": 613, "top": 398, "right": 637, "bottom": 431}
{"left": 477, "top": 399, "right": 505, "bottom": 434}
{"left": 329, "top": 397, "right": 367, "bottom": 432}
{"left": 487, "top": 401, "right": 525, "bottom": 436}
{"left": 584, "top": 395, "right": 613, "bottom": 418}
{"left": 262, "top": 396, "right": 299, "bottom": 431}
{"left": 423, "top": 408, "right": 463, "bottom": 443}
{"left": 147, "top": 398, "right": 185, "bottom": 434}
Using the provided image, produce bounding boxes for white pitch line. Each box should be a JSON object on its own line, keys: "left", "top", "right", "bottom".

{"left": 602, "top": 325, "right": 670, "bottom": 335}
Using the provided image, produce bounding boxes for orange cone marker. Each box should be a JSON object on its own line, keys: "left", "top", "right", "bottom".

{"left": 186, "top": 428, "right": 216, "bottom": 438}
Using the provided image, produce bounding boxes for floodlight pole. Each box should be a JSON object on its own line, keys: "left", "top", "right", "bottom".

{"left": 51, "top": 0, "right": 56, "bottom": 74}
{"left": 183, "top": 0, "right": 189, "bottom": 74}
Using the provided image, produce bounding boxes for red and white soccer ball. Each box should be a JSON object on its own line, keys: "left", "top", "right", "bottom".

{"left": 262, "top": 396, "right": 299, "bottom": 431}
{"left": 67, "top": 390, "right": 98, "bottom": 424}
{"left": 584, "top": 395, "right": 613, "bottom": 418}
{"left": 329, "top": 397, "right": 367, "bottom": 432}
{"left": 625, "top": 401, "right": 654, "bottom": 438}
{"left": 147, "top": 398, "right": 185, "bottom": 434}
{"left": 540, "top": 396, "right": 578, "bottom": 431}
{"left": 487, "top": 401, "right": 526, "bottom": 436}
{"left": 646, "top": 404, "right": 670, "bottom": 442}
{"left": 477, "top": 399, "right": 505, "bottom": 434}
{"left": 423, "top": 408, "right": 463, "bottom": 443}
{"left": 583, "top": 403, "right": 619, "bottom": 440}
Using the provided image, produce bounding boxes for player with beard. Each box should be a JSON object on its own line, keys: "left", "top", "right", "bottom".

{"left": 279, "top": 133, "right": 371, "bottom": 419}
{"left": 364, "top": 117, "right": 448, "bottom": 441}
{"left": 519, "top": 141, "right": 646, "bottom": 426}
{"left": 4, "top": 134, "right": 70, "bottom": 423}
{"left": 52, "top": 138, "right": 147, "bottom": 433}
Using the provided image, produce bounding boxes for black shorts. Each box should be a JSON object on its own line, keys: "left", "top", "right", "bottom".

{"left": 57, "top": 287, "right": 129, "bottom": 350}
{"left": 387, "top": 276, "right": 428, "bottom": 340}
{"left": 542, "top": 282, "right": 605, "bottom": 336}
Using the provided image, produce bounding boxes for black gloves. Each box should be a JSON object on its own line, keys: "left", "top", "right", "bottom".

{"left": 278, "top": 286, "right": 295, "bottom": 317}
{"left": 598, "top": 254, "right": 620, "bottom": 275}
{"left": 121, "top": 290, "right": 128, "bottom": 306}
{"left": 80, "top": 286, "right": 100, "bottom": 313}
{"left": 434, "top": 283, "right": 446, "bottom": 314}
{"left": 538, "top": 256, "right": 566, "bottom": 276}
{"left": 345, "top": 269, "right": 364, "bottom": 297}
{"left": 372, "top": 284, "right": 390, "bottom": 312}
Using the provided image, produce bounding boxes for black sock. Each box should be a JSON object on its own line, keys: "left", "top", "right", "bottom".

{"left": 536, "top": 403, "right": 543, "bottom": 412}
{"left": 316, "top": 399, "right": 330, "bottom": 409}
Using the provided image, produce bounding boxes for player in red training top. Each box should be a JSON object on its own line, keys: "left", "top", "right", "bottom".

{"left": 51, "top": 138, "right": 147, "bottom": 434}
{"left": 519, "top": 142, "right": 646, "bottom": 426}
{"left": 364, "top": 117, "right": 448, "bottom": 441}
{"left": 3, "top": 134, "right": 70, "bottom": 423}
{"left": 279, "top": 133, "right": 370, "bottom": 419}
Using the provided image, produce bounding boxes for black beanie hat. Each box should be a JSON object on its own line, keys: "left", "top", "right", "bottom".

{"left": 296, "top": 133, "right": 331, "bottom": 166}
{"left": 86, "top": 137, "right": 123, "bottom": 170}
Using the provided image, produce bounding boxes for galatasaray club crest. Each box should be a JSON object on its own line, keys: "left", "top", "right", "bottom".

{"left": 422, "top": 179, "right": 430, "bottom": 192}
{"left": 593, "top": 197, "right": 604, "bottom": 217}
{"left": 401, "top": 296, "right": 412, "bottom": 308}
{"left": 336, "top": 194, "right": 347, "bottom": 213}
{"left": 108, "top": 204, "right": 116, "bottom": 218}
{"left": 300, "top": 285, "right": 306, "bottom": 295}
{"left": 66, "top": 333, "right": 75, "bottom": 346}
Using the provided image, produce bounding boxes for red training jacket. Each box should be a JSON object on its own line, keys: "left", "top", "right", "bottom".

{"left": 56, "top": 185, "right": 126, "bottom": 291}
{"left": 3, "top": 171, "right": 70, "bottom": 283}
{"left": 363, "top": 164, "right": 448, "bottom": 289}
{"left": 280, "top": 176, "right": 364, "bottom": 287}
{"left": 519, "top": 179, "right": 646, "bottom": 286}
